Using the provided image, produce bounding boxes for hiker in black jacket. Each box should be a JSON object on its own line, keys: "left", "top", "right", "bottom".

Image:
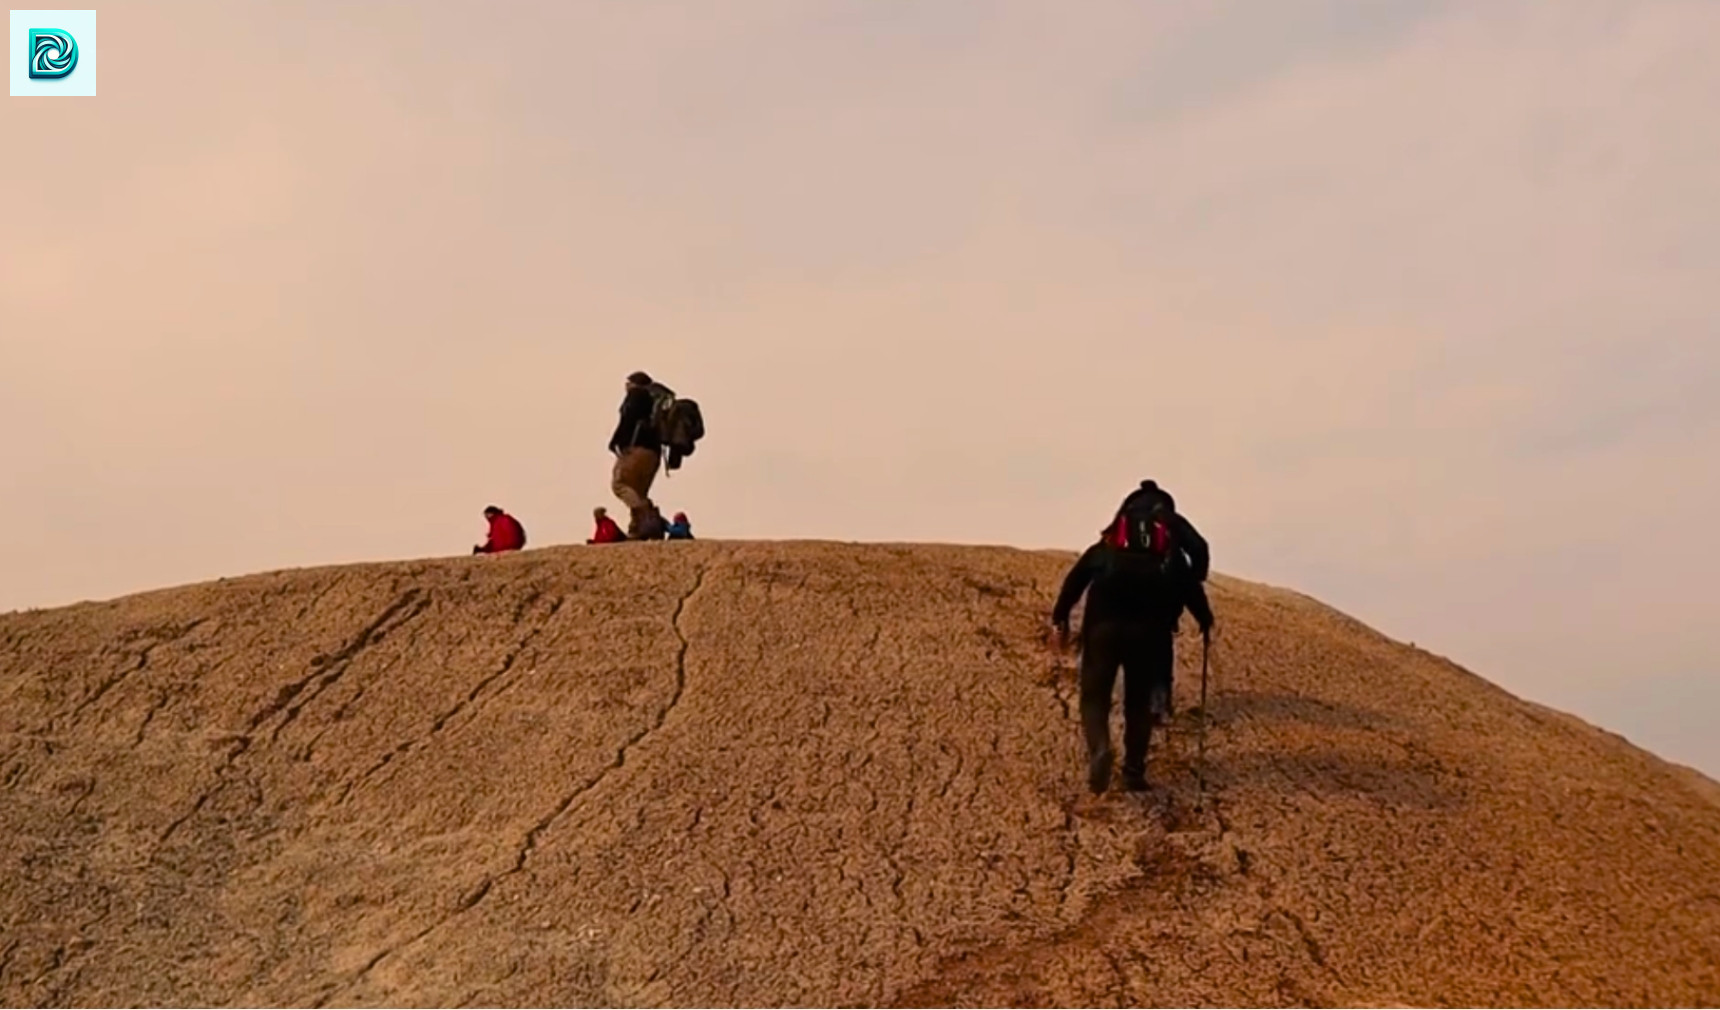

{"left": 608, "top": 371, "right": 663, "bottom": 538}
{"left": 1052, "top": 524, "right": 1214, "bottom": 795}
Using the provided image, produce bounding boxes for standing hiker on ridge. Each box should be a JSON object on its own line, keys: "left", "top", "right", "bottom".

{"left": 473, "top": 505, "right": 526, "bottom": 555}
{"left": 607, "top": 371, "right": 706, "bottom": 540}
{"left": 609, "top": 371, "right": 664, "bottom": 538}
{"left": 1052, "top": 494, "right": 1214, "bottom": 794}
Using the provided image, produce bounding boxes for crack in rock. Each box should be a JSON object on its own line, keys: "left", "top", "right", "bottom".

{"left": 242, "top": 589, "right": 425, "bottom": 736}
{"left": 344, "top": 595, "right": 568, "bottom": 800}
{"left": 156, "top": 590, "right": 431, "bottom": 845}
{"left": 265, "top": 590, "right": 435, "bottom": 742}
{"left": 320, "top": 560, "right": 713, "bottom": 1003}
{"left": 68, "top": 618, "right": 209, "bottom": 725}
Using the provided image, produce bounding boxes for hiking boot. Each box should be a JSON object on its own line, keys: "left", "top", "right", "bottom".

{"left": 1087, "top": 747, "right": 1114, "bottom": 794}
{"left": 1121, "top": 769, "right": 1149, "bottom": 792}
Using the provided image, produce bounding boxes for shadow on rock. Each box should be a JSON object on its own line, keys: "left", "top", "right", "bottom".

{"left": 1210, "top": 689, "right": 1401, "bottom": 733}
{"left": 1207, "top": 747, "right": 1467, "bottom": 812}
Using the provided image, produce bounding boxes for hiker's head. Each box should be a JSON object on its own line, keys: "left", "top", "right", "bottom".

{"left": 593, "top": 506, "right": 607, "bottom": 520}
{"left": 1137, "top": 479, "right": 1175, "bottom": 511}
{"left": 483, "top": 505, "right": 502, "bottom": 519}
{"left": 673, "top": 512, "right": 688, "bottom": 524}
{"left": 626, "top": 371, "right": 652, "bottom": 389}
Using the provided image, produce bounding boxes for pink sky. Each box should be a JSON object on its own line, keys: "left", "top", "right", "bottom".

{"left": 3, "top": 0, "right": 1717, "bottom": 773}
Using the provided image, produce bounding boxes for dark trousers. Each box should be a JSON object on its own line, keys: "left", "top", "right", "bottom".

{"left": 1079, "top": 620, "right": 1173, "bottom": 778}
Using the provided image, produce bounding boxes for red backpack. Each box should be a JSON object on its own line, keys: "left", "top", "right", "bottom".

{"left": 1105, "top": 499, "right": 1178, "bottom": 573}
{"left": 1107, "top": 512, "right": 1168, "bottom": 552}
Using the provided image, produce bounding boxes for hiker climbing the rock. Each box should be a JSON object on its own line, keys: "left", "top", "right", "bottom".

{"left": 587, "top": 506, "right": 626, "bottom": 544}
{"left": 472, "top": 505, "right": 526, "bottom": 554}
{"left": 1051, "top": 489, "right": 1214, "bottom": 794}
{"left": 607, "top": 371, "right": 705, "bottom": 539}
{"left": 666, "top": 511, "right": 694, "bottom": 540}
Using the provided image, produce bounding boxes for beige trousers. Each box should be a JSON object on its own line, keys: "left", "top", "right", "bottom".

{"left": 611, "top": 447, "right": 661, "bottom": 533}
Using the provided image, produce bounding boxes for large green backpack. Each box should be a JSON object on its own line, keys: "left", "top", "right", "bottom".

{"left": 646, "top": 382, "right": 705, "bottom": 471}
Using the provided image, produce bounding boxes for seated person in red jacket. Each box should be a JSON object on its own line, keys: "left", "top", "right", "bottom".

{"left": 587, "top": 506, "right": 626, "bottom": 544}
{"left": 473, "top": 505, "right": 526, "bottom": 554}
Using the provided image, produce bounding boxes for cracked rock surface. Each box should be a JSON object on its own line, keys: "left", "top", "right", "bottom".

{"left": 2, "top": 540, "right": 1718, "bottom": 1007}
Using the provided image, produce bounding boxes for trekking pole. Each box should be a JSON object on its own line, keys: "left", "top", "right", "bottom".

{"left": 1194, "top": 626, "right": 1211, "bottom": 811}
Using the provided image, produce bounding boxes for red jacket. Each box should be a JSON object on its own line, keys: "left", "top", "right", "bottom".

{"left": 588, "top": 516, "right": 625, "bottom": 544}
{"left": 480, "top": 512, "right": 525, "bottom": 553}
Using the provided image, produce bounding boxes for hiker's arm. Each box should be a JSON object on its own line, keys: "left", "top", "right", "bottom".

{"left": 1175, "top": 514, "right": 1210, "bottom": 582}
{"left": 609, "top": 389, "right": 652, "bottom": 451}
{"left": 1185, "top": 581, "right": 1214, "bottom": 634}
{"left": 1051, "top": 547, "right": 1099, "bottom": 627}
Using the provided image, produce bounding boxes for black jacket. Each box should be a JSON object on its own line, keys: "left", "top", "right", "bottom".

{"left": 1052, "top": 541, "right": 1213, "bottom": 635}
{"left": 609, "top": 386, "right": 662, "bottom": 453}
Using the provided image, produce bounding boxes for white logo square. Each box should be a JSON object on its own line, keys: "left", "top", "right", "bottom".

{"left": 10, "top": 9, "right": 97, "bottom": 97}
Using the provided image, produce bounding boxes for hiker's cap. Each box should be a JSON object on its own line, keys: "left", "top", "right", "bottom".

{"left": 627, "top": 371, "right": 652, "bottom": 385}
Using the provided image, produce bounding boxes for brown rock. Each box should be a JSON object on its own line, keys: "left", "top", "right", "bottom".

{"left": 1, "top": 540, "right": 1717, "bottom": 1006}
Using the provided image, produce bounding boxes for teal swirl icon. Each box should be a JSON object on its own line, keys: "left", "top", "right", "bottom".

{"left": 28, "top": 28, "right": 79, "bottom": 80}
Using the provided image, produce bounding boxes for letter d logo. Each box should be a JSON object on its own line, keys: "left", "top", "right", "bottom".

{"left": 28, "top": 28, "right": 77, "bottom": 79}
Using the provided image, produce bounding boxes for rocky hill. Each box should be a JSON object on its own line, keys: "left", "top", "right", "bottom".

{"left": 2, "top": 540, "right": 1718, "bottom": 1006}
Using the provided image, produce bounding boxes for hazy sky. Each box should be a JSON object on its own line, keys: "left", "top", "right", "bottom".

{"left": 3, "top": 1, "right": 1716, "bottom": 775}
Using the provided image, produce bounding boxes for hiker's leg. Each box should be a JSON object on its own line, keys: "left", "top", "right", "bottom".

{"left": 631, "top": 452, "right": 664, "bottom": 536}
{"left": 1078, "top": 623, "right": 1121, "bottom": 792}
{"left": 1156, "top": 625, "right": 1176, "bottom": 718}
{"left": 611, "top": 454, "right": 647, "bottom": 511}
{"left": 1120, "top": 627, "right": 1169, "bottom": 785}
{"left": 636, "top": 504, "right": 666, "bottom": 540}
{"left": 615, "top": 450, "right": 660, "bottom": 529}
{"left": 612, "top": 448, "right": 662, "bottom": 535}
{"left": 634, "top": 448, "right": 661, "bottom": 501}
